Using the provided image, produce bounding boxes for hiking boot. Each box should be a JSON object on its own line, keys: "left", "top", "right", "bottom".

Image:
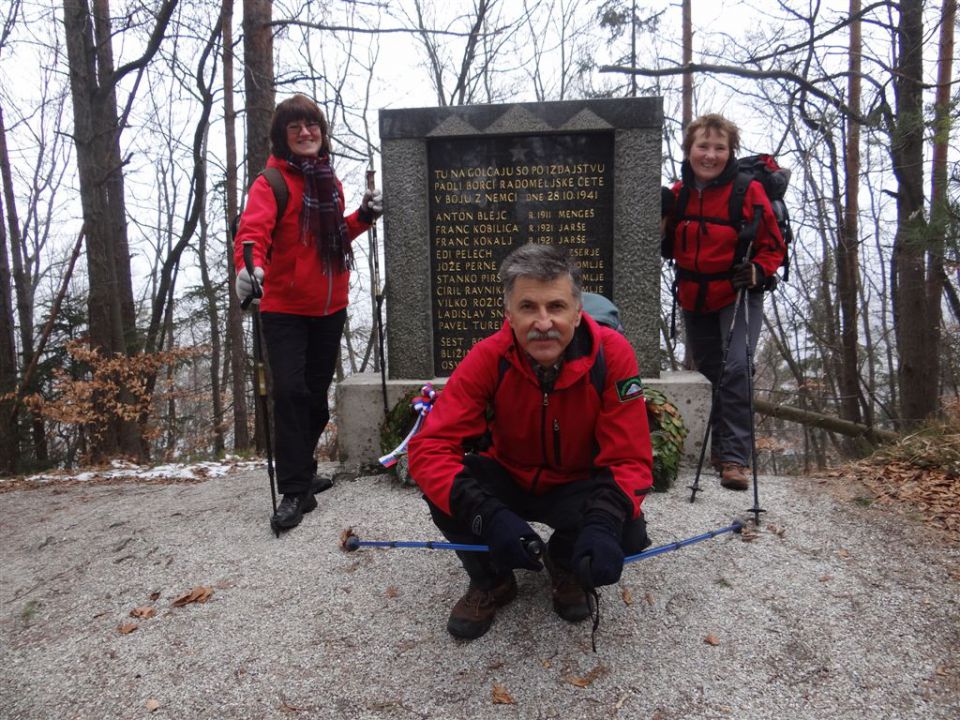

{"left": 446, "top": 572, "right": 517, "bottom": 640}
{"left": 544, "top": 553, "right": 590, "bottom": 623}
{"left": 720, "top": 463, "right": 750, "bottom": 491}
{"left": 271, "top": 492, "right": 318, "bottom": 531}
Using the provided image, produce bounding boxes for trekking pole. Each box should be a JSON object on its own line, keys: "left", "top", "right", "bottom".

{"left": 742, "top": 288, "right": 765, "bottom": 526}
{"left": 624, "top": 520, "right": 743, "bottom": 563}
{"left": 366, "top": 166, "right": 389, "bottom": 418}
{"left": 341, "top": 530, "right": 545, "bottom": 560}
{"left": 689, "top": 286, "right": 748, "bottom": 503}
{"left": 242, "top": 241, "right": 279, "bottom": 538}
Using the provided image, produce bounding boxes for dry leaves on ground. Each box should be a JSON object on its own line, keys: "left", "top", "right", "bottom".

{"left": 704, "top": 634, "right": 721, "bottom": 646}
{"left": 145, "top": 699, "right": 160, "bottom": 712}
{"left": 129, "top": 606, "right": 156, "bottom": 619}
{"left": 492, "top": 684, "right": 515, "bottom": 704}
{"left": 171, "top": 586, "right": 213, "bottom": 607}
{"left": 829, "top": 426, "right": 960, "bottom": 543}
{"left": 564, "top": 664, "right": 607, "bottom": 688}
{"left": 117, "top": 622, "right": 137, "bottom": 634}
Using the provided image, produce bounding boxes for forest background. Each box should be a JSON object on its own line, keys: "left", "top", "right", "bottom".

{"left": 0, "top": 0, "right": 957, "bottom": 479}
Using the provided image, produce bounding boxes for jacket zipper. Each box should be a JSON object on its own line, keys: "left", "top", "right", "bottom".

{"left": 323, "top": 265, "right": 334, "bottom": 315}
{"left": 553, "top": 418, "right": 562, "bottom": 466}
{"left": 694, "top": 191, "right": 704, "bottom": 272}
{"left": 533, "top": 392, "right": 549, "bottom": 494}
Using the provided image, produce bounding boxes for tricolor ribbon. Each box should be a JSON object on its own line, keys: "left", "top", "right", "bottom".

{"left": 379, "top": 383, "right": 437, "bottom": 468}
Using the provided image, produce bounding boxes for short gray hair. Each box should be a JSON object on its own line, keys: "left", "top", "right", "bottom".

{"left": 499, "top": 243, "right": 582, "bottom": 304}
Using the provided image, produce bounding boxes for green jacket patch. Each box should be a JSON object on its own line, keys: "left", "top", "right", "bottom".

{"left": 616, "top": 376, "right": 644, "bottom": 402}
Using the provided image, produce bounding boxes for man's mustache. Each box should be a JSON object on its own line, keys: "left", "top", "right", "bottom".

{"left": 527, "top": 329, "right": 562, "bottom": 341}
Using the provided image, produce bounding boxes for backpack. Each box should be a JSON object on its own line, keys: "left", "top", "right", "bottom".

{"left": 581, "top": 291, "right": 625, "bottom": 334}
{"left": 229, "top": 167, "right": 289, "bottom": 240}
{"left": 672, "top": 153, "right": 793, "bottom": 283}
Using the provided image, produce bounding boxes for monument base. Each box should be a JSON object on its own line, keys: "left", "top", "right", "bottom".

{"left": 335, "top": 371, "right": 712, "bottom": 474}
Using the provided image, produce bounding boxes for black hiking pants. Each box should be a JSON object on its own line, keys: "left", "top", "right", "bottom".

{"left": 260, "top": 309, "right": 346, "bottom": 496}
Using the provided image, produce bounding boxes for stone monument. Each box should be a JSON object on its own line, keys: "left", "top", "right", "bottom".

{"left": 337, "top": 99, "right": 709, "bottom": 468}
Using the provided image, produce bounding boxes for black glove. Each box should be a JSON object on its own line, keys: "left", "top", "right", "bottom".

{"left": 359, "top": 188, "right": 383, "bottom": 223}
{"left": 571, "top": 510, "right": 624, "bottom": 588}
{"left": 731, "top": 261, "right": 765, "bottom": 290}
{"left": 478, "top": 506, "right": 543, "bottom": 572}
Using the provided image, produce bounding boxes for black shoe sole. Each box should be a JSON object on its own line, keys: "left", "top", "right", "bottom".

{"left": 447, "top": 616, "right": 494, "bottom": 640}
{"left": 554, "top": 601, "right": 591, "bottom": 623}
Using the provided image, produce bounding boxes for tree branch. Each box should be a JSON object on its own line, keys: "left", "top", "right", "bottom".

{"left": 267, "top": 19, "right": 505, "bottom": 37}
{"left": 600, "top": 61, "right": 876, "bottom": 125}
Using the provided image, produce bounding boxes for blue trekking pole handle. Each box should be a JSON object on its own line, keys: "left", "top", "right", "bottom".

{"left": 343, "top": 533, "right": 545, "bottom": 561}
{"left": 624, "top": 521, "right": 743, "bottom": 564}
{"left": 241, "top": 241, "right": 263, "bottom": 311}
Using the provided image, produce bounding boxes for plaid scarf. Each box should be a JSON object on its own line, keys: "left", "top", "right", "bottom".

{"left": 287, "top": 153, "right": 353, "bottom": 273}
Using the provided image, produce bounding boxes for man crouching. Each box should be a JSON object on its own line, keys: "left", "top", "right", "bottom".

{"left": 408, "top": 243, "right": 654, "bottom": 640}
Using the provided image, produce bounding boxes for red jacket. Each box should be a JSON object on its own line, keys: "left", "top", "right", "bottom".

{"left": 233, "top": 155, "right": 369, "bottom": 316}
{"left": 408, "top": 313, "right": 653, "bottom": 521}
{"left": 670, "top": 159, "right": 785, "bottom": 313}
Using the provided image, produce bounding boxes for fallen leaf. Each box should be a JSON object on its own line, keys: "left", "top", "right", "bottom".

{"left": 280, "top": 699, "right": 305, "bottom": 712}
{"left": 148, "top": 591, "right": 161, "bottom": 601}
{"left": 704, "top": 634, "right": 721, "bottom": 646}
{"left": 339, "top": 527, "right": 356, "bottom": 549}
{"left": 564, "top": 665, "right": 606, "bottom": 688}
{"left": 836, "top": 548, "right": 851, "bottom": 559}
{"left": 819, "top": 575, "right": 833, "bottom": 582}
{"left": 385, "top": 586, "right": 399, "bottom": 599}
{"left": 145, "top": 698, "right": 160, "bottom": 712}
{"left": 644, "top": 592, "right": 656, "bottom": 606}
{"left": 765, "top": 523, "right": 786, "bottom": 538}
{"left": 130, "top": 606, "right": 156, "bottom": 619}
{"left": 541, "top": 659, "right": 552, "bottom": 669}
{"left": 492, "top": 684, "right": 515, "bottom": 704}
{"left": 621, "top": 587, "right": 633, "bottom": 605}
{"left": 171, "top": 586, "right": 213, "bottom": 607}
{"left": 118, "top": 622, "right": 138, "bottom": 634}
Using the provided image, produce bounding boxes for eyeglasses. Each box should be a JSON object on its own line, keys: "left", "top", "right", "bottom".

{"left": 286, "top": 121, "right": 322, "bottom": 134}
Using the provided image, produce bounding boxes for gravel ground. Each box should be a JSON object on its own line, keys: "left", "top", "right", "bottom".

{"left": 1, "top": 464, "right": 958, "bottom": 719}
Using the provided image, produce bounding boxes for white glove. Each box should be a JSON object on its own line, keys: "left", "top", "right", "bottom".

{"left": 235, "top": 266, "right": 265, "bottom": 304}
{"left": 362, "top": 188, "right": 383, "bottom": 219}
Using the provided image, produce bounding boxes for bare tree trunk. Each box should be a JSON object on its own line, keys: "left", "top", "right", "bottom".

{"left": 681, "top": 0, "right": 692, "bottom": 128}
{"left": 62, "top": 0, "right": 175, "bottom": 460}
{"left": 838, "top": 0, "right": 864, "bottom": 428}
{"left": 754, "top": 399, "right": 897, "bottom": 445}
{"left": 929, "top": 0, "right": 955, "bottom": 386}
{"left": 0, "top": 161, "right": 17, "bottom": 474}
{"left": 221, "top": 0, "right": 250, "bottom": 450}
{"left": 242, "top": 0, "right": 276, "bottom": 454}
{"left": 892, "top": 0, "right": 937, "bottom": 427}
{"left": 243, "top": 0, "right": 275, "bottom": 180}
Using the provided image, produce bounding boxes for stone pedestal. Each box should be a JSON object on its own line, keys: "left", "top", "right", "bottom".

{"left": 335, "top": 370, "right": 712, "bottom": 474}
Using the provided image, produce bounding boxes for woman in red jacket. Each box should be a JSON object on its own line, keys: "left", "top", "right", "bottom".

{"left": 665, "top": 114, "right": 785, "bottom": 490}
{"left": 234, "top": 94, "right": 381, "bottom": 532}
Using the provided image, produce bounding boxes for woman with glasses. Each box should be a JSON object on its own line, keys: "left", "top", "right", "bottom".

{"left": 233, "top": 94, "right": 382, "bottom": 532}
